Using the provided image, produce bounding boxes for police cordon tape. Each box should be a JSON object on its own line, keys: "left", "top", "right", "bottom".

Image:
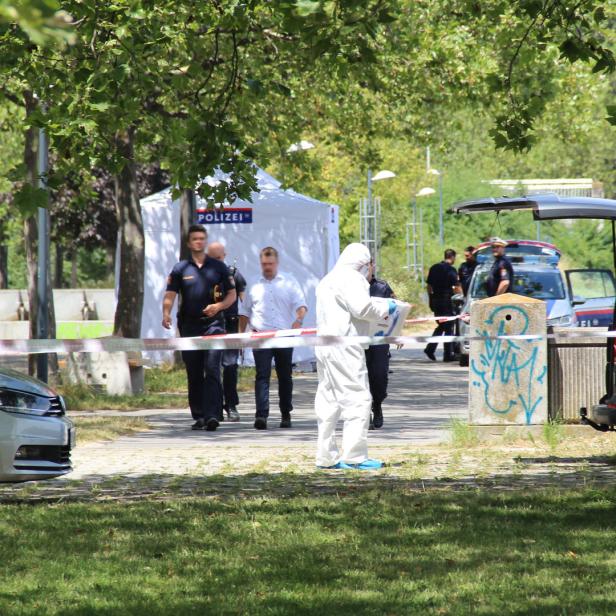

{"left": 404, "top": 315, "right": 461, "bottom": 324}
{"left": 0, "top": 324, "right": 614, "bottom": 355}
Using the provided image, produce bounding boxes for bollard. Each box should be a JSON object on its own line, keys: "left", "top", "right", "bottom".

{"left": 469, "top": 292, "right": 547, "bottom": 425}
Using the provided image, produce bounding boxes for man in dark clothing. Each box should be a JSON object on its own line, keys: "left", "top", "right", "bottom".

{"left": 486, "top": 237, "right": 514, "bottom": 297}
{"left": 162, "top": 225, "right": 237, "bottom": 432}
{"left": 208, "top": 242, "right": 246, "bottom": 422}
{"left": 458, "top": 245, "right": 477, "bottom": 296}
{"left": 424, "top": 249, "right": 461, "bottom": 362}
{"left": 365, "top": 274, "right": 396, "bottom": 430}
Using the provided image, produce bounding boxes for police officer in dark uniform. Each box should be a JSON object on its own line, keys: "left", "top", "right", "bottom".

{"left": 207, "top": 242, "right": 247, "bottom": 422}
{"left": 162, "top": 225, "right": 237, "bottom": 432}
{"left": 424, "top": 248, "right": 461, "bottom": 362}
{"left": 365, "top": 273, "right": 396, "bottom": 430}
{"left": 458, "top": 245, "right": 477, "bottom": 296}
{"left": 486, "top": 237, "right": 514, "bottom": 297}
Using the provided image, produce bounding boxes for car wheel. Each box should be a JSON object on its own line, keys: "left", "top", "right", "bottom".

{"left": 459, "top": 354, "right": 469, "bottom": 367}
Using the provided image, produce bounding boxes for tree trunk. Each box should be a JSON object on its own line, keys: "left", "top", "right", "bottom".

{"left": 180, "top": 188, "right": 196, "bottom": 261}
{"left": 174, "top": 189, "right": 195, "bottom": 365}
{"left": 0, "top": 245, "right": 8, "bottom": 289}
{"left": 113, "top": 128, "right": 144, "bottom": 338}
{"left": 54, "top": 244, "right": 63, "bottom": 288}
{"left": 70, "top": 249, "right": 78, "bottom": 287}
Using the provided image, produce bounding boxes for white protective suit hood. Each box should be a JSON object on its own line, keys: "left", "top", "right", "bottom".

{"left": 335, "top": 243, "right": 372, "bottom": 280}
{"left": 316, "top": 243, "right": 389, "bottom": 338}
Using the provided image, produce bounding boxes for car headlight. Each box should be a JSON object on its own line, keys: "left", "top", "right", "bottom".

{"left": 0, "top": 388, "right": 53, "bottom": 416}
{"left": 547, "top": 315, "right": 573, "bottom": 327}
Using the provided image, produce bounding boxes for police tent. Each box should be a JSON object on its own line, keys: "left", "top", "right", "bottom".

{"left": 138, "top": 167, "right": 340, "bottom": 365}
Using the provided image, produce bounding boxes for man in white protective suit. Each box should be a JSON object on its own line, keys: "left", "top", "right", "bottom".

{"left": 314, "top": 243, "right": 407, "bottom": 470}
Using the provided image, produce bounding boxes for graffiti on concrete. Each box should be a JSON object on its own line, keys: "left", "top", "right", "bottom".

{"left": 471, "top": 305, "right": 546, "bottom": 424}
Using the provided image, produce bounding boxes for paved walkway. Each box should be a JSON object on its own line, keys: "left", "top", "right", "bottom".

{"left": 62, "top": 348, "right": 467, "bottom": 478}
{"left": 4, "top": 347, "right": 615, "bottom": 503}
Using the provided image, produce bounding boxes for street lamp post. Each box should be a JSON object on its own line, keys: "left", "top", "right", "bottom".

{"left": 410, "top": 187, "right": 435, "bottom": 282}
{"left": 428, "top": 168, "right": 444, "bottom": 246}
{"left": 362, "top": 169, "right": 395, "bottom": 274}
{"left": 37, "top": 126, "right": 49, "bottom": 383}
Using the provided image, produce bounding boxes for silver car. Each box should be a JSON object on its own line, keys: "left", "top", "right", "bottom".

{"left": 0, "top": 368, "right": 74, "bottom": 482}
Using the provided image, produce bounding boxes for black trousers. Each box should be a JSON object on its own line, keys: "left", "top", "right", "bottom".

{"left": 365, "top": 344, "right": 390, "bottom": 406}
{"left": 253, "top": 347, "right": 293, "bottom": 418}
{"left": 222, "top": 316, "right": 240, "bottom": 411}
{"left": 222, "top": 352, "right": 240, "bottom": 410}
{"left": 425, "top": 296, "right": 455, "bottom": 358}
{"left": 180, "top": 320, "right": 223, "bottom": 421}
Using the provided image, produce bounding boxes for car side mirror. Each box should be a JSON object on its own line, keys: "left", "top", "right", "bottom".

{"left": 571, "top": 295, "right": 586, "bottom": 306}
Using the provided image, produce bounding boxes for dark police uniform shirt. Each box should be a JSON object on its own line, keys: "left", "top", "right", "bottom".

{"left": 486, "top": 256, "right": 514, "bottom": 297}
{"left": 458, "top": 260, "right": 477, "bottom": 296}
{"left": 369, "top": 277, "right": 395, "bottom": 350}
{"left": 427, "top": 261, "right": 458, "bottom": 297}
{"left": 224, "top": 266, "right": 247, "bottom": 334}
{"left": 227, "top": 266, "right": 247, "bottom": 318}
{"left": 166, "top": 256, "right": 235, "bottom": 333}
{"left": 427, "top": 261, "right": 459, "bottom": 315}
{"left": 369, "top": 277, "right": 395, "bottom": 300}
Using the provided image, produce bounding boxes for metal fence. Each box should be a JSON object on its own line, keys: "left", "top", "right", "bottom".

{"left": 548, "top": 327, "right": 607, "bottom": 421}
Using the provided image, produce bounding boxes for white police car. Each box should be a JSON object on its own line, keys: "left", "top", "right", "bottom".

{"left": 565, "top": 268, "right": 616, "bottom": 327}
{"left": 458, "top": 240, "right": 578, "bottom": 366}
{"left": 0, "top": 368, "right": 74, "bottom": 482}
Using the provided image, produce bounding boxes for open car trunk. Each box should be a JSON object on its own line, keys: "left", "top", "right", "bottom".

{"left": 452, "top": 192, "right": 616, "bottom": 430}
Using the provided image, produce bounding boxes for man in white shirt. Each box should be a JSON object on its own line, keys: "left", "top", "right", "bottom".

{"left": 239, "top": 246, "right": 308, "bottom": 430}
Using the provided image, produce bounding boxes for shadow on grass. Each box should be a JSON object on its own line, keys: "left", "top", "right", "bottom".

{"left": 516, "top": 454, "right": 616, "bottom": 465}
{"left": 3, "top": 448, "right": 616, "bottom": 506}
{"left": 1, "top": 479, "right": 616, "bottom": 615}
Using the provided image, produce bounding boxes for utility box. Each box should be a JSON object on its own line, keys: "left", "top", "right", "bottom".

{"left": 469, "top": 293, "right": 548, "bottom": 425}
{"left": 548, "top": 328, "right": 606, "bottom": 421}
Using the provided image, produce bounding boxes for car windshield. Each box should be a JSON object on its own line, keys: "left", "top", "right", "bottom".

{"left": 470, "top": 269, "right": 565, "bottom": 300}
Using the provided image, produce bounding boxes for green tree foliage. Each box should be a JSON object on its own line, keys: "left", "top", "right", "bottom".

{"left": 271, "top": 14, "right": 616, "bottom": 306}
{"left": 0, "top": 0, "right": 73, "bottom": 44}
{"left": 1, "top": 0, "right": 615, "bottom": 318}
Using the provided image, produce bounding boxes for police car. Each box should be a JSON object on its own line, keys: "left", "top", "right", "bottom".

{"left": 457, "top": 240, "right": 613, "bottom": 366}
{"left": 566, "top": 268, "right": 616, "bottom": 327}
{"left": 0, "top": 368, "right": 74, "bottom": 482}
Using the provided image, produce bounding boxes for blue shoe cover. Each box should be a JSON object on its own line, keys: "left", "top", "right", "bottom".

{"left": 317, "top": 462, "right": 344, "bottom": 469}
{"left": 338, "top": 458, "right": 383, "bottom": 470}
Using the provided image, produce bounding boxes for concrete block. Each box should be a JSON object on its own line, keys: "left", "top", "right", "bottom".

{"left": 0, "top": 290, "right": 29, "bottom": 321}
{"left": 52, "top": 289, "right": 90, "bottom": 320}
{"left": 469, "top": 292, "right": 547, "bottom": 425}
{"left": 65, "top": 351, "right": 133, "bottom": 396}
{"left": 0, "top": 321, "right": 30, "bottom": 339}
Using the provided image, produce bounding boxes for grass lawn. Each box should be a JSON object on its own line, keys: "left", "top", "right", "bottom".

{"left": 2, "top": 426, "right": 616, "bottom": 613}
{"left": 1, "top": 481, "right": 616, "bottom": 615}
{"left": 70, "top": 416, "right": 150, "bottom": 443}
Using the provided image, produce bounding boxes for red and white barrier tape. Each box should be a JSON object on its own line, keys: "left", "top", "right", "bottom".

{"left": 0, "top": 325, "right": 613, "bottom": 355}
{"left": 404, "top": 314, "right": 462, "bottom": 325}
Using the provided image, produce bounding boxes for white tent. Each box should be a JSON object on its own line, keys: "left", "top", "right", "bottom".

{"left": 138, "top": 168, "right": 340, "bottom": 364}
